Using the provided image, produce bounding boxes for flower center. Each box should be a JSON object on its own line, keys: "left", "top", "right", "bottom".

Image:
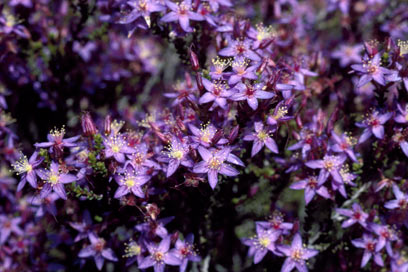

{"left": 94, "top": 239, "right": 106, "bottom": 252}
{"left": 125, "top": 178, "right": 135, "bottom": 188}
{"left": 171, "top": 150, "right": 184, "bottom": 160}
{"left": 324, "top": 161, "right": 334, "bottom": 170}
{"left": 257, "top": 131, "right": 268, "bottom": 141}
{"left": 259, "top": 237, "right": 270, "bottom": 248}
{"left": 154, "top": 252, "right": 164, "bottom": 262}
{"left": 112, "top": 144, "right": 120, "bottom": 153}
{"left": 48, "top": 174, "right": 59, "bottom": 185}
{"left": 366, "top": 242, "right": 375, "bottom": 252}
{"left": 291, "top": 248, "right": 304, "bottom": 261}
{"left": 208, "top": 157, "right": 221, "bottom": 170}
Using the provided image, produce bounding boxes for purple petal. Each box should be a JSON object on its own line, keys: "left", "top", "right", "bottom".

{"left": 158, "top": 235, "right": 171, "bottom": 252}
{"left": 372, "top": 125, "right": 384, "bottom": 139}
{"left": 78, "top": 246, "right": 95, "bottom": 258}
{"left": 53, "top": 184, "right": 67, "bottom": 200}
{"left": 251, "top": 139, "right": 264, "bottom": 157}
{"left": 114, "top": 186, "right": 129, "bottom": 199}
{"left": 102, "top": 249, "right": 118, "bottom": 261}
{"left": 167, "top": 159, "right": 180, "bottom": 177}
{"left": 139, "top": 256, "right": 155, "bottom": 269}
{"left": 208, "top": 170, "right": 218, "bottom": 189}
{"left": 281, "top": 258, "right": 296, "bottom": 272}
{"left": 193, "top": 161, "right": 209, "bottom": 173}
{"left": 265, "top": 138, "right": 279, "bottom": 154}
{"left": 254, "top": 248, "right": 267, "bottom": 264}
{"left": 59, "top": 174, "right": 77, "bottom": 184}
{"left": 305, "top": 160, "right": 324, "bottom": 169}
{"left": 219, "top": 165, "right": 239, "bottom": 176}
{"left": 198, "top": 146, "right": 212, "bottom": 161}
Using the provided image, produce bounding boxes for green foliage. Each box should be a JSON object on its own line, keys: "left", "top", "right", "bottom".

{"left": 68, "top": 182, "right": 103, "bottom": 200}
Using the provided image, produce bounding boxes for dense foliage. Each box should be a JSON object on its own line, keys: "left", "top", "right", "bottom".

{"left": 1, "top": 0, "right": 408, "bottom": 271}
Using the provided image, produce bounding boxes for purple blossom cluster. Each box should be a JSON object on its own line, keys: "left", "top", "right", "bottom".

{"left": 1, "top": 0, "right": 408, "bottom": 271}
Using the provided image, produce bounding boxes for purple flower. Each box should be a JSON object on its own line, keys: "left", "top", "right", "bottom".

{"left": 243, "top": 122, "right": 278, "bottom": 157}
{"left": 256, "top": 213, "right": 293, "bottom": 235}
{"left": 267, "top": 102, "right": 293, "bottom": 126}
{"left": 290, "top": 176, "right": 331, "bottom": 205}
{"left": 395, "top": 103, "right": 408, "bottom": 124}
{"left": 392, "top": 129, "right": 408, "bottom": 158}
{"left": 164, "top": 81, "right": 197, "bottom": 106}
{"left": 391, "top": 253, "right": 408, "bottom": 272}
{"left": 78, "top": 233, "right": 118, "bottom": 271}
{"left": 331, "top": 45, "right": 362, "bottom": 67}
{"left": 0, "top": 10, "right": 29, "bottom": 38}
{"left": 9, "top": 0, "right": 32, "bottom": 7}
{"left": 351, "top": 53, "right": 391, "bottom": 87}
{"left": 0, "top": 215, "right": 23, "bottom": 244}
{"left": 188, "top": 122, "right": 228, "bottom": 147}
{"left": 170, "top": 234, "right": 201, "bottom": 272}
{"left": 193, "top": 146, "right": 240, "bottom": 189}
{"left": 231, "top": 83, "right": 274, "bottom": 110}
{"left": 336, "top": 203, "right": 368, "bottom": 228}
{"left": 205, "top": 0, "right": 232, "bottom": 12}
{"left": 12, "top": 152, "right": 43, "bottom": 191}
{"left": 219, "top": 39, "right": 261, "bottom": 62}
{"left": 384, "top": 185, "right": 408, "bottom": 210}
{"left": 34, "top": 127, "right": 79, "bottom": 151}
{"left": 305, "top": 154, "right": 347, "bottom": 185}
{"left": 139, "top": 235, "right": 181, "bottom": 272}
{"left": 37, "top": 162, "right": 77, "bottom": 200}
{"left": 330, "top": 132, "right": 358, "bottom": 162}
{"left": 228, "top": 57, "right": 257, "bottom": 85}
{"left": 356, "top": 111, "right": 392, "bottom": 143}
{"left": 135, "top": 216, "right": 174, "bottom": 238}
{"left": 161, "top": 0, "right": 204, "bottom": 32}
{"left": 287, "top": 128, "right": 315, "bottom": 159}
{"left": 242, "top": 225, "right": 280, "bottom": 264}
{"left": 199, "top": 78, "right": 234, "bottom": 109}
{"left": 162, "top": 136, "right": 193, "bottom": 177}
{"left": 352, "top": 234, "right": 384, "bottom": 268}
{"left": 120, "top": 0, "right": 166, "bottom": 26}
{"left": 126, "top": 143, "right": 159, "bottom": 171}
{"left": 277, "top": 233, "right": 318, "bottom": 272}
{"left": 124, "top": 239, "right": 145, "bottom": 266}
{"left": 209, "top": 57, "right": 231, "bottom": 80}
{"left": 196, "top": 4, "right": 217, "bottom": 27}
{"left": 114, "top": 167, "right": 150, "bottom": 198}
{"left": 104, "top": 134, "right": 135, "bottom": 163}
{"left": 368, "top": 223, "right": 397, "bottom": 254}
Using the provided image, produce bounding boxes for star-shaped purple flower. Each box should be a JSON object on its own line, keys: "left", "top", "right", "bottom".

{"left": 193, "top": 146, "right": 240, "bottom": 189}
{"left": 231, "top": 82, "right": 274, "bottom": 110}
{"left": 384, "top": 185, "right": 408, "bottom": 210}
{"left": 351, "top": 234, "right": 383, "bottom": 268}
{"left": 243, "top": 122, "right": 278, "bottom": 157}
{"left": 37, "top": 162, "right": 77, "bottom": 200}
{"left": 170, "top": 234, "right": 201, "bottom": 272}
{"left": 161, "top": 0, "right": 204, "bottom": 32}
{"left": 138, "top": 235, "right": 181, "bottom": 272}
{"left": 356, "top": 111, "right": 392, "bottom": 143}
{"left": 78, "top": 233, "right": 118, "bottom": 271}
{"left": 351, "top": 53, "right": 391, "bottom": 87}
{"left": 277, "top": 233, "right": 318, "bottom": 272}
{"left": 242, "top": 225, "right": 280, "bottom": 264}
{"left": 336, "top": 203, "right": 368, "bottom": 228}
{"left": 290, "top": 176, "right": 331, "bottom": 205}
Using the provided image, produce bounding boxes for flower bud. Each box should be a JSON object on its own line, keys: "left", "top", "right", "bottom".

{"left": 81, "top": 112, "right": 97, "bottom": 137}
{"left": 146, "top": 203, "right": 160, "bottom": 220}
{"left": 189, "top": 46, "right": 200, "bottom": 72}
{"left": 104, "top": 115, "right": 112, "bottom": 136}
{"left": 228, "top": 125, "right": 239, "bottom": 144}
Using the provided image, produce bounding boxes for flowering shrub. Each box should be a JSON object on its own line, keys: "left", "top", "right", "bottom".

{"left": 1, "top": 0, "right": 408, "bottom": 271}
